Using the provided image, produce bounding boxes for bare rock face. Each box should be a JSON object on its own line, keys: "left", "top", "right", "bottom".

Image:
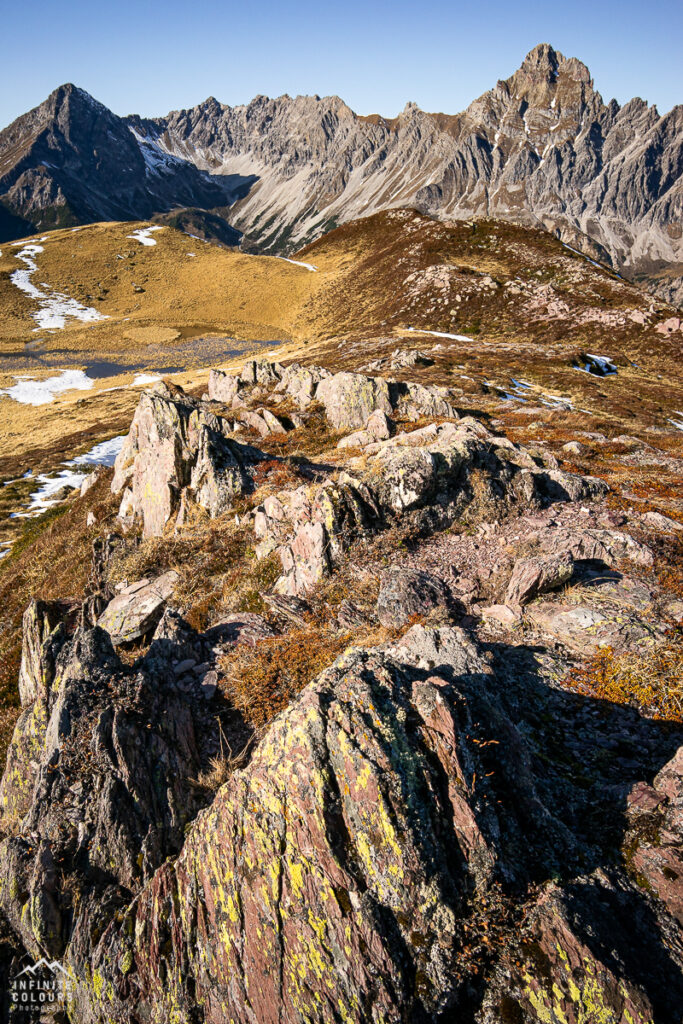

{"left": 21, "top": 623, "right": 675, "bottom": 1024}
{"left": 111, "top": 382, "right": 265, "bottom": 537}
{"left": 97, "top": 571, "right": 178, "bottom": 643}
{"left": 315, "top": 371, "right": 393, "bottom": 430}
{"left": 376, "top": 567, "right": 450, "bottom": 626}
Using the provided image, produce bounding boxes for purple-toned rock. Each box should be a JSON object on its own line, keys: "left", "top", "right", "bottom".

{"left": 505, "top": 551, "right": 574, "bottom": 606}
{"left": 376, "top": 567, "right": 449, "bottom": 626}
{"left": 97, "top": 571, "right": 178, "bottom": 643}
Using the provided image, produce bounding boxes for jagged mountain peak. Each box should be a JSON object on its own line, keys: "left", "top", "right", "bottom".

{"left": 0, "top": 45, "right": 681, "bottom": 304}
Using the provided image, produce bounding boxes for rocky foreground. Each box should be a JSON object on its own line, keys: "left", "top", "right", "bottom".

{"left": 1, "top": 359, "right": 682, "bottom": 1022}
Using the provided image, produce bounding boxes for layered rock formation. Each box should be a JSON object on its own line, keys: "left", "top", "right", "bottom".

{"left": 1, "top": 361, "right": 682, "bottom": 1022}
{"left": 1, "top": 45, "right": 681, "bottom": 301}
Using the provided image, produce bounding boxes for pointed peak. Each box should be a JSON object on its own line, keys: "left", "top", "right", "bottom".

{"left": 521, "top": 43, "right": 561, "bottom": 76}
{"left": 516, "top": 43, "right": 592, "bottom": 87}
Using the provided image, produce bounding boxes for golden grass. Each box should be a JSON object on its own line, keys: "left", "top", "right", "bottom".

{"left": 564, "top": 632, "right": 683, "bottom": 722}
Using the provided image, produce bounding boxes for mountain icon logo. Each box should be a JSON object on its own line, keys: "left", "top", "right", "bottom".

{"left": 14, "top": 958, "right": 72, "bottom": 979}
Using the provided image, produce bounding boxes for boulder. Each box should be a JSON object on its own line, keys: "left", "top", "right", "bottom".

{"left": 376, "top": 567, "right": 450, "bottom": 626}
{"left": 504, "top": 551, "right": 574, "bottom": 606}
{"left": 316, "top": 371, "right": 392, "bottom": 429}
{"left": 111, "top": 384, "right": 265, "bottom": 537}
{"left": 97, "top": 571, "right": 178, "bottom": 643}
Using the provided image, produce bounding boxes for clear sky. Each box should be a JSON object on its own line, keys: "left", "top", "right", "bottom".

{"left": 1, "top": 0, "right": 681, "bottom": 128}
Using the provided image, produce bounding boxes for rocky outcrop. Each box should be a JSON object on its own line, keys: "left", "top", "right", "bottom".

{"left": 0, "top": 611, "right": 228, "bottom": 959}
{"left": 252, "top": 417, "right": 606, "bottom": 597}
{"left": 111, "top": 381, "right": 266, "bottom": 537}
{"left": 97, "top": 571, "right": 178, "bottom": 643}
{"left": 1, "top": 622, "right": 672, "bottom": 1023}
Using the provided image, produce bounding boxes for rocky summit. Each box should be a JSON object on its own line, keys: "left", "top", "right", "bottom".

{"left": 1, "top": 345, "right": 682, "bottom": 1022}
{"left": 0, "top": 43, "right": 682, "bottom": 304}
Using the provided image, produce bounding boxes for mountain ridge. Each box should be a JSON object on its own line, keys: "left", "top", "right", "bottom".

{"left": 1, "top": 43, "right": 681, "bottom": 303}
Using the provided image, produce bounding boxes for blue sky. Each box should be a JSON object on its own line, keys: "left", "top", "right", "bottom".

{"left": 1, "top": 0, "right": 681, "bottom": 127}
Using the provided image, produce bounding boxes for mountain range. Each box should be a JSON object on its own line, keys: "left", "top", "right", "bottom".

{"left": 1, "top": 43, "right": 681, "bottom": 303}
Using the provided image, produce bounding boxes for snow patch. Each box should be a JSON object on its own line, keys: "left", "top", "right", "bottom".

{"left": 66, "top": 435, "right": 125, "bottom": 468}
{"left": 0, "top": 370, "right": 95, "bottom": 406}
{"left": 127, "top": 226, "right": 164, "bottom": 247}
{"left": 404, "top": 327, "right": 474, "bottom": 342}
{"left": 10, "top": 244, "right": 107, "bottom": 329}
{"left": 274, "top": 256, "right": 318, "bottom": 272}
{"left": 12, "top": 435, "right": 126, "bottom": 519}
{"left": 132, "top": 373, "right": 162, "bottom": 386}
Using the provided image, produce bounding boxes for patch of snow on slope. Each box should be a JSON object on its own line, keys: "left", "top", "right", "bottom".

{"left": 132, "top": 373, "right": 162, "bottom": 386}
{"left": 0, "top": 370, "right": 95, "bottom": 406}
{"left": 10, "top": 244, "right": 107, "bottom": 329}
{"left": 404, "top": 327, "right": 474, "bottom": 342}
{"left": 274, "top": 256, "right": 318, "bottom": 272}
{"left": 13, "top": 436, "right": 126, "bottom": 518}
{"left": 66, "top": 435, "right": 126, "bottom": 468}
{"left": 127, "top": 226, "right": 164, "bottom": 246}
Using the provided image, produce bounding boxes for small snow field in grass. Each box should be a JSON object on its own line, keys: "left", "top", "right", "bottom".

{"left": 10, "top": 435, "right": 126, "bottom": 520}
{"left": 10, "top": 243, "right": 107, "bottom": 330}
{"left": 403, "top": 327, "right": 475, "bottom": 342}
{"left": 127, "top": 226, "right": 164, "bottom": 247}
{"left": 66, "top": 435, "right": 126, "bottom": 469}
{"left": 274, "top": 256, "right": 318, "bottom": 272}
{"left": 0, "top": 370, "right": 95, "bottom": 405}
{"left": 132, "top": 373, "right": 162, "bottom": 386}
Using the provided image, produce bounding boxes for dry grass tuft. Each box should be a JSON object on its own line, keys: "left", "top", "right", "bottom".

{"left": 219, "top": 627, "right": 354, "bottom": 730}
{"left": 564, "top": 631, "right": 683, "bottom": 722}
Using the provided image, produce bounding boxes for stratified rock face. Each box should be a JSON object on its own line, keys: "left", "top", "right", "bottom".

{"left": 0, "top": 614, "right": 221, "bottom": 959}
{"left": 37, "top": 624, "right": 680, "bottom": 1024}
{"left": 111, "top": 381, "right": 265, "bottom": 537}
{"left": 1, "top": 45, "right": 680, "bottom": 300}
